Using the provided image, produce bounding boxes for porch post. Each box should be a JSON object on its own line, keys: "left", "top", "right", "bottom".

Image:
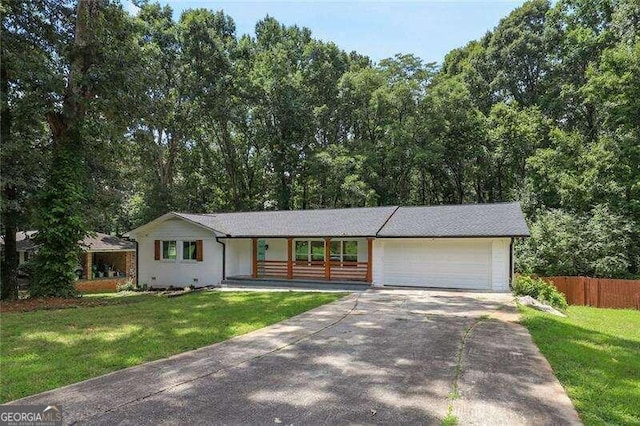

{"left": 85, "top": 252, "right": 92, "bottom": 280}
{"left": 252, "top": 238, "right": 258, "bottom": 278}
{"left": 324, "top": 237, "right": 331, "bottom": 280}
{"left": 287, "top": 237, "right": 293, "bottom": 279}
{"left": 366, "top": 238, "right": 373, "bottom": 283}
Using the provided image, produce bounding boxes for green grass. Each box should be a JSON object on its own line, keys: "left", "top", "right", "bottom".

{"left": 519, "top": 305, "right": 640, "bottom": 425}
{"left": 0, "top": 291, "right": 344, "bottom": 402}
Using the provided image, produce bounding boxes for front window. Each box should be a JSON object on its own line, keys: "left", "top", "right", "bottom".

{"left": 343, "top": 241, "right": 358, "bottom": 262}
{"left": 327, "top": 240, "right": 359, "bottom": 263}
{"left": 310, "top": 241, "right": 325, "bottom": 261}
{"left": 295, "top": 240, "right": 358, "bottom": 262}
{"left": 330, "top": 241, "right": 341, "bottom": 261}
{"left": 295, "top": 241, "right": 309, "bottom": 261}
{"left": 295, "top": 240, "right": 326, "bottom": 262}
{"left": 162, "top": 241, "right": 177, "bottom": 260}
{"left": 183, "top": 241, "right": 198, "bottom": 260}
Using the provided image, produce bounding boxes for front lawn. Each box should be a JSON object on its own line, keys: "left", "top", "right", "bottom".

{"left": 519, "top": 305, "right": 640, "bottom": 425}
{"left": 0, "top": 291, "right": 344, "bottom": 403}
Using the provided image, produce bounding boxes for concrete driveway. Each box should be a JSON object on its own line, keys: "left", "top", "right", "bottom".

{"left": 12, "top": 290, "right": 581, "bottom": 425}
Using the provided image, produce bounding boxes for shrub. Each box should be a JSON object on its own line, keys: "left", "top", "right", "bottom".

{"left": 515, "top": 205, "right": 637, "bottom": 279}
{"left": 116, "top": 279, "right": 146, "bottom": 292}
{"left": 513, "top": 275, "right": 568, "bottom": 311}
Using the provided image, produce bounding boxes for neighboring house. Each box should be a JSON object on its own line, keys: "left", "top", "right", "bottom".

{"left": 127, "top": 202, "right": 529, "bottom": 291}
{"left": 1, "top": 231, "right": 137, "bottom": 292}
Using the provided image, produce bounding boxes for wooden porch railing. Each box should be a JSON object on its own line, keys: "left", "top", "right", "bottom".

{"left": 329, "top": 261, "right": 368, "bottom": 281}
{"left": 256, "top": 260, "right": 369, "bottom": 282}
{"left": 257, "top": 260, "right": 288, "bottom": 277}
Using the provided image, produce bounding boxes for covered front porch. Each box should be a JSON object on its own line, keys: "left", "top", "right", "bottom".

{"left": 74, "top": 233, "right": 137, "bottom": 292}
{"left": 237, "top": 237, "right": 373, "bottom": 283}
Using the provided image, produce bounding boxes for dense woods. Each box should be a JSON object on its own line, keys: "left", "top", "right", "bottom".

{"left": 1, "top": 0, "right": 639, "bottom": 298}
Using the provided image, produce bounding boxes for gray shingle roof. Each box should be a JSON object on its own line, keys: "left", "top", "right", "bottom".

{"left": 175, "top": 206, "right": 399, "bottom": 237}
{"left": 82, "top": 233, "right": 136, "bottom": 251}
{"left": 168, "top": 202, "right": 529, "bottom": 238}
{"left": 377, "top": 202, "right": 530, "bottom": 237}
{"left": 0, "top": 231, "right": 135, "bottom": 252}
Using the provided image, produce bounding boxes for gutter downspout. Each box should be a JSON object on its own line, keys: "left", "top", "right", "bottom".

{"left": 135, "top": 240, "right": 139, "bottom": 286}
{"left": 215, "top": 236, "right": 227, "bottom": 282}
{"left": 509, "top": 238, "right": 514, "bottom": 289}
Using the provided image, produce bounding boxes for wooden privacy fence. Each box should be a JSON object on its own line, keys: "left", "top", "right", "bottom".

{"left": 543, "top": 276, "right": 640, "bottom": 310}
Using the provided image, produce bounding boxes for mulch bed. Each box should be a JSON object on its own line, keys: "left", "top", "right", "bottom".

{"left": 0, "top": 296, "right": 140, "bottom": 313}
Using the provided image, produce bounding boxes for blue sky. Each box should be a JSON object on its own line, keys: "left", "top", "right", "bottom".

{"left": 126, "top": 1, "right": 526, "bottom": 64}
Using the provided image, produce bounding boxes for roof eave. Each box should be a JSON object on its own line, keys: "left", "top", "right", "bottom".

{"left": 219, "top": 234, "right": 379, "bottom": 239}
{"left": 375, "top": 234, "right": 530, "bottom": 238}
{"left": 126, "top": 212, "right": 226, "bottom": 238}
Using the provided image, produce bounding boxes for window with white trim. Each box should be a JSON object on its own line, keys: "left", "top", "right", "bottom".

{"left": 330, "top": 240, "right": 358, "bottom": 262}
{"left": 294, "top": 240, "right": 358, "bottom": 263}
{"left": 295, "top": 241, "right": 309, "bottom": 261}
{"left": 162, "top": 240, "right": 177, "bottom": 260}
{"left": 183, "top": 241, "right": 198, "bottom": 260}
{"left": 295, "top": 240, "right": 326, "bottom": 262}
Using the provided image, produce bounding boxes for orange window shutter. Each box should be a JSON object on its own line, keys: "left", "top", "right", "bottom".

{"left": 196, "top": 240, "right": 203, "bottom": 261}
{"left": 154, "top": 240, "right": 160, "bottom": 260}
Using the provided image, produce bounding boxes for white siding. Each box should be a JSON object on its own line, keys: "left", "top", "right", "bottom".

{"left": 372, "top": 239, "right": 385, "bottom": 287}
{"left": 356, "top": 239, "right": 368, "bottom": 262}
{"left": 376, "top": 238, "right": 511, "bottom": 291}
{"left": 491, "top": 238, "right": 511, "bottom": 291}
{"left": 133, "top": 218, "right": 222, "bottom": 288}
{"left": 224, "top": 238, "right": 252, "bottom": 277}
{"left": 264, "top": 238, "right": 287, "bottom": 261}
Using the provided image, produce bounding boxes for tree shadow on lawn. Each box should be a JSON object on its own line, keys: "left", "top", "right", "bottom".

{"left": 0, "top": 291, "right": 343, "bottom": 402}
{"left": 518, "top": 312, "right": 640, "bottom": 425}
{"left": 52, "top": 299, "right": 467, "bottom": 425}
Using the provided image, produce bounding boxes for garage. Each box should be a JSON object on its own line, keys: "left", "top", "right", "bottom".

{"left": 379, "top": 239, "right": 494, "bottom": 290}
{"left": 374, "top": 203, "right": 528, "bottom": 291}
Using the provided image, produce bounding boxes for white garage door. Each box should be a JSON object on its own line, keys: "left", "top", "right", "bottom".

{"left": 382, "top": 239, "right": 492, "bottom": 289}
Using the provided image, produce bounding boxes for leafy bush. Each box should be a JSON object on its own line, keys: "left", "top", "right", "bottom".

{"left": 513, "top": 275, "right": 568, "bottom": 310}
{"left": 116, "top": 279, "right": 147, "bottom": 292}
{"left": 516, "top": 205, "right": 637, "bottom": 278}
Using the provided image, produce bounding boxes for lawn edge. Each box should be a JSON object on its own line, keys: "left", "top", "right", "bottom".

{"left": 4, "top": 291, "right": 354, "bottom": 405}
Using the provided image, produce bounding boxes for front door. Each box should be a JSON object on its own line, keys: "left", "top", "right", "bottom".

{"left": 255, "top": 239, "right": 267, "bottom": 276}
{"left": 257, "top": 239, "right": 266, "bottom": 262}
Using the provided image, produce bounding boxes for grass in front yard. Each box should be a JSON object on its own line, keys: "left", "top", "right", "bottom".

{"left": 519, "top": 305, "right": 640, "bottom": 425}
{"left": 0, "top": 291, "right": 344, "bottom": 402}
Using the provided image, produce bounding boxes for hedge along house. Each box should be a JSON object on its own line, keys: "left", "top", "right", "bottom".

{"left": 1, "top": 231, "right": 136, "bottom": 293}
{"left": 127, "top": 202, "right": 529, "bottom": 291}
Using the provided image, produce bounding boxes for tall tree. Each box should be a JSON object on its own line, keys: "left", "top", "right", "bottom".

{"left": 30, "top": 0, "right": 102, "bottom": 297}
{"left": 250, "top": 17, "right": 315, "bottom": 209}
{"left": 31, "top": 0, "right": 142, "bottom": 297}
{"left": 487, "top": 0, "right": 551, "bottom": 106}
{"left": 0, "top": 0, "right": 71, "bottom": 300}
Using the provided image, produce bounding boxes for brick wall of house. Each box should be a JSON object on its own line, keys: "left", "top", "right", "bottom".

{"left": 76, "top": 250, "right": 136, "bottom": 293}
{"left": 75, "top": 278, "right": 126, "bottom": 293}
{"left": 94, "top": 252, "right": 127, "bottom": 275}
{"left": 125, "top": 251, "right": 136, "bottom": 282}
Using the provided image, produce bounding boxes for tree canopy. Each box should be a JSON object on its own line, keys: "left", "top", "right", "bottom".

{"left": 1, "top": 0, "right": 638, "bottom": 298}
